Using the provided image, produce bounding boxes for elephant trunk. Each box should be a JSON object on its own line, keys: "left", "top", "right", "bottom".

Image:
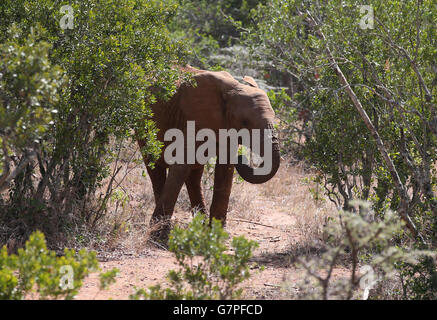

{"left": 235, "top": 122, "right": 280, "bottom": 184}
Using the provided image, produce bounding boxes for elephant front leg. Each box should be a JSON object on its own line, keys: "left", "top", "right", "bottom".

{"left": 210, "top": 164, "right": 234, "bottom": 225}
{"left": 150, "top": 164, "right": 191, "bottom": 242}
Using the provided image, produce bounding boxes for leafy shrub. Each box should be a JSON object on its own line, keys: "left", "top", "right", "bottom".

{"left": 0, "top": 25, "right": 65, "bottom": 184}
{"left": 398, "top": 255, "right": 437, "bottom": 300}
{"left": 130, "top": 214, "right": 258, "bottom": 300}
{"left": 0, "top": 0, "right": 185, "bottom": 246}
{"left": 172, "top": 0, "right": 266, "bottom": 68}
{"left": 246, "top": 0, "right": 437, "bottom": 239}
{"left": 245, "top": 0, "right": 437, "bottom": 299}
{"left": 0, "top": 230, "right": 117, "bottom": 300}
{"left": 290, "top": 201, "right": 434, "bottom": 300}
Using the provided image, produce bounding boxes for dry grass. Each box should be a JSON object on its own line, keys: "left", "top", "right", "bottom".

{"left": 227, "top": 161, "right": 336, "bottom": 251}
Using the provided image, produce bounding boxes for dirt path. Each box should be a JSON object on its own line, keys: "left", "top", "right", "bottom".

{"left": 76, "top": 163, "right": 341, "bottom": 300}
{"left": 77, "top": 207, "right": 297, "bottom": 299}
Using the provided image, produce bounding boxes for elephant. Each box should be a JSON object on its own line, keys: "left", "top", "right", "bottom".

{"left": 137, "top": 66, "right": 280, "bottom": 241}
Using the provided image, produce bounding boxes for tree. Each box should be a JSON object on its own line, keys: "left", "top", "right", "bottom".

{"left": 171, "top": 0, "right": 265, "bottom": 68}
{"left": 0, "top": 25, "right": 64, "bottom": 193}
{"left": 247, "top": 0, "right": 436, "bottom": 243}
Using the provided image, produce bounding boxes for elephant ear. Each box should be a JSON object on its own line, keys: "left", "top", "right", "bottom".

{"left": 242, "top": 76, "right": 259, "bottom": 88}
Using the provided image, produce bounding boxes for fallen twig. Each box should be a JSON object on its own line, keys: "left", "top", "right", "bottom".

{"left": 228, "top": 218, "right": 276, "bottom": 229}
{"left": 264, "top": 283, "right": 281, "bottom": 288}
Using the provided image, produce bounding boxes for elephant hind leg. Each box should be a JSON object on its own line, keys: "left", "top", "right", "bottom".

{"left": 185, "top": 166, "right": 207, "bottom": 215}
{"left": 146, "top": 165, "right": 167, "bottom": 204}
{"left": 150, "top": 164, "right": 191, "bottom": 242}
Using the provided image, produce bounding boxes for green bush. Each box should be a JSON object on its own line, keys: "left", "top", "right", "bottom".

{"left": 246, "top": 0, "right": 437, "bottom": 235}
{"left": 130, "top": 214, "right": 258, "bottom": 300}
{"left": 246, "top": 1, "right": 437, "bottom": 297}
{"left": 290, "top": 201, "right": 434, "bottom": 300}
{"left": 171, "top": 0, "right": 266, "bottom": 68}
{"left": 398, "top": 255, "right": 437, "bottom": 300}
{"left": 0, "top": 230, "right": 118, "bottom": 300}
{"left": 0, "top": 0, "right": 185, "bottom": 245}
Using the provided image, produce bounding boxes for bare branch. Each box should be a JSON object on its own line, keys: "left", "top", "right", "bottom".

{"left": 0, "top": 149, "right": 37, "bottom": 193}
